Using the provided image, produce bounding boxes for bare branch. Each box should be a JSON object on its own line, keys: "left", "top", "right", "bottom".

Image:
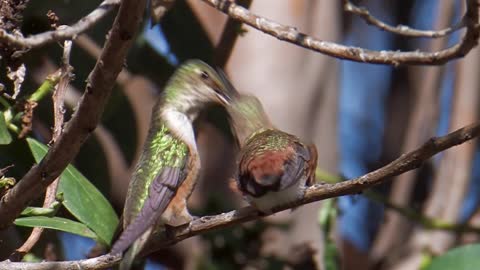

{"left": 2, "top": 121, "right": 480, "bottom": 269}
{"left": 0, "top": 0, "right": 147, "bottom": 229}
{"left": 143, "top": 121, "right": 480, "bottom": 253}
{"left": 10, "top": 40, "right": 74, "bottom": 260}
{"left": 343, "top": 0, "right": 464, "bottom": 38}
{"left": 202, "top": 0, "right": 480, "bottom": 65}
{"left": 0, "top": 254, "right": 121, "bottom": 270}
{"left": 53, "top": 39, "right": 74, "bottom": 141}
{"left": 214, "top": 0, "right": 253, "bottom": 68}
{"left": 0, "top": 0, "right": 120, "bottom": 49}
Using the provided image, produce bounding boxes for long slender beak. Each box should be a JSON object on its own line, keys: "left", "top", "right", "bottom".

{"left": 216, "top": 67, "right": 241, "bottom": 100}
{"left": 215, "top": 92, "right": 230, "bottom": 105}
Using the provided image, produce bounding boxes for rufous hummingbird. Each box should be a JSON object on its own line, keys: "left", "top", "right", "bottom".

{"left": 227, "top": 94, "right": 318, "bottom": 214}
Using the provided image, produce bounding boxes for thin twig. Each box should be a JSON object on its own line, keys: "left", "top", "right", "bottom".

{"left": 0, "top": 0, "right": 120, "bottom": 49}
{"left": 142, "top": 121, "right": 480, "bottom": 253}
{"left": 53, "top": 39, "right": 74, "bottom": 141}
{"left": 365, "top": 191, "right": 480, "bottom": 234}
{"left": 0, "top": 254, "right": 121, "bottom": 270}
{"left": 32, "top": 57, "right": 131, "bottom": 210}
{"left": 10, "top": 40, "right": 74, "bottom": 260}
{"left": 214, "top": 0, "right": 253, "bottom": 68}
{"left": 315, "top": 174, "right": 480, "bottom": 234}
{"left": 343, "top": 0, "right": 465, "bottom": 38}
{"left": 202, "top": 0, "right": 480, "bottom": 65}
{"left": 0, "top": 0, "right": 147, "bottom": 229}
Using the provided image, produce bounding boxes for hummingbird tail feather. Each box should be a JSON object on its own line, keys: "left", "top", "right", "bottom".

{"left": 119, "top": 229, "right": 151, "bottom": 270}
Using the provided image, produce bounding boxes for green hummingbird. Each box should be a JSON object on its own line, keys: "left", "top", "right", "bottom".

{"left": 110, "top": 60, "right": 233, "bottom": 269}
{"left": 227, "top": 94, "right": 318, "bottom": 214}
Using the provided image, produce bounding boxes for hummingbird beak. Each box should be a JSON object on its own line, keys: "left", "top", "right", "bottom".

{"left": 215, "top": 91, "right": 230, "bottom": 105}
{"left": 216, "top": 67, "right": 240, "bottom": 102}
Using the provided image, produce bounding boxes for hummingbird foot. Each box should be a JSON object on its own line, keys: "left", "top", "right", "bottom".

{"left": 256, "top": 206, "right": 274, "bottom": 217}
{"left": 257, "top": 210, "right": 271, "bottom": 217}
{"left": 164, "top": 201, "right": 194, "bottom": 226}
{"left": 163, "top": 223, "right": 182, "bottom": 239}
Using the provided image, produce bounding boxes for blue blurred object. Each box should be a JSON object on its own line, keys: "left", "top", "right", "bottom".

{"left": 143, "top": 19, "right": 179, "bottom": 65}
{"left": 59, "top": 232, "right": 96, "bottom": 260}
{"left": 337, "top": 0, "right": 394, "bottom": 252}
{"left": 145, "top": 259, "right": 167, "bottom": 270}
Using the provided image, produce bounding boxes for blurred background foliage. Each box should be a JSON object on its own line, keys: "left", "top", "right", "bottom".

{"left": 1, "top": 0, "right": 480, "bottom": 269}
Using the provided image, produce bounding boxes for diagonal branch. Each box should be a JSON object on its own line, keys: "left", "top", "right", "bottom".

{"left": 201, "top": 0, "right": 480, "bottom": 65}
{"left": 143, "top": 121, "right": 480, "bottom": 253}
{"left": 0, "top": 0, "right": 147, "bottom": 229}
{"left": 0, "top": 0, "right": 120, "bottom": 49}
{"left": 343, "top": 0, "right": 465, "bottom": 38}
{"left": 2, "top": 121, "right": 480, "bottom": 269}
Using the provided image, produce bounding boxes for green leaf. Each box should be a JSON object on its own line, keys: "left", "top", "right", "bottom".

{"left": 26, "top": 138, "right": 119, "bottom": 245}
{"left": 0, "top": 112, "right": 12, "bottom": 144}
{"left": 0, "top": 177, "right": 15, "bottom": 189}
{"left": 22, "top": 253, "right": 42, "bottom": 262}
{"left": 425, "top": 244, "right": 480, "bottom": 270}
{"left": 14, "top": 216, "right": 98, "bottom": 240}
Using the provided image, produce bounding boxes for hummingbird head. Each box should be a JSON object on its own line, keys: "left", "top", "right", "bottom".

{"left": 227, "top": 94, "right": 274, "bottom": 147}
{"left": 163, "top": 60, "right": 237, "bottom": 117}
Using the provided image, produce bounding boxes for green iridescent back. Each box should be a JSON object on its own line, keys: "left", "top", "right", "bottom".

{"left": 123, "top": 119, "right": 189, "bottom": 226}
{"left": 242, "top": 129, "right": 299, "bottom": 157}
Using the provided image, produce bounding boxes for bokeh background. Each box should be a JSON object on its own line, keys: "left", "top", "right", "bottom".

{"left": 1, "top": 0, "right": 479, "bottom": 269}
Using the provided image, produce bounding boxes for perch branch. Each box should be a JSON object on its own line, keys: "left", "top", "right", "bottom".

{"left": 0, "top": 0, "right": 147, "bottom": 228}
{"left": 2, "top": 121, "right": 480, "bottom": 269}
{"left": 202, "top": 0, "right": 480, "bottom": 65}
{"left": 143, "top": 121, "right": 480, "bottom": 252}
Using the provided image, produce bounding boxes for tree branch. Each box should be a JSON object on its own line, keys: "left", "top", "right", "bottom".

{"left": 343, "top": 0, "right": 464, "bottom": 38}
{"left": 0, "top": 0, "right": 120, "bottom": 49}
{"left": 143, "top": 121, "right": 480, "bottom": 253}
{"left": 202, "top": 0, "right": 480, "bottom": 65}
{"left": 2, "top": 121, "right": 479, "bottom": 269}
{"left": 0, "top": 0, "right": 147, "bottom": 228}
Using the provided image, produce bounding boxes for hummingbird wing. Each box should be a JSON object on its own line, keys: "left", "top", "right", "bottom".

{"left": 278, "top": 142, "right": 313, "bottom": 190}
{"left": 237, "top": 132, "right": 315, "bottom": 196}
{"left": 110, "top": 164, "right": 187, "bottom": 255}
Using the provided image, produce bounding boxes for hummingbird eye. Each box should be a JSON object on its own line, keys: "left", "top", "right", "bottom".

{"left": 200, "top": 71, "right": 210, "bottom": 80}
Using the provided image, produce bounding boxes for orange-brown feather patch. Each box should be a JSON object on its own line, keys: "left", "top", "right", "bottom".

{"left": 245, "top": 146, "right": 296, "bottom": 185}
{"left": 164, "top": 148, "right": 200, "bottom": 226}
